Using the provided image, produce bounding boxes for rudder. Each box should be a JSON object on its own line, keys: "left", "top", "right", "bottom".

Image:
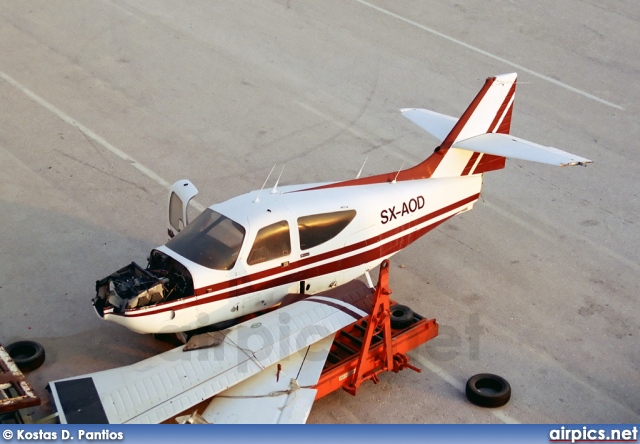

{"left": 404, "top": 73, "right": 517, "bottom": 178}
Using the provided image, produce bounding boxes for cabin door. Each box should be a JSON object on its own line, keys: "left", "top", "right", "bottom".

{"left": 167, "top": 180, "right": 199, "bottom": 238}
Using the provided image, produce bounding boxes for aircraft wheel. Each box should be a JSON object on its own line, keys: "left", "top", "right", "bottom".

{"left": 389, "top": 304, "right": 414, "bottom": 329}
{"left": 5, "top": 340, "right": 45, "bottom": 372}
{"left": 465, "top": 373, "right": 511, "bottom": 408}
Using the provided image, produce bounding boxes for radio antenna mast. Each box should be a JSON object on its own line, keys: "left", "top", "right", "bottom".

{"left": 391, "top": 162, "right": 405, "bottom": 184}
{"left": 253, "top": 164, "right": 276, "bottom": 203}
{"left": 271, "top": 165, "right": 286, "bottom": 194}
{"left": 355, "top": 156, "right": 369, "bottom": 179}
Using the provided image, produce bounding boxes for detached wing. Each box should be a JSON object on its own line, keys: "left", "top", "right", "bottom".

{"left": 200, "top": 335, "right": 334, "bottom": 424}
{"left": 49, "top": 282, "right": 372, "bottom": 424}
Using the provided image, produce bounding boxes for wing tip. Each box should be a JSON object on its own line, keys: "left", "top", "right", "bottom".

{"left": 561, "top": 159, "right": 593, "bottom": 167}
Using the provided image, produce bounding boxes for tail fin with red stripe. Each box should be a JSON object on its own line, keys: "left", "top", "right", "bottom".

{"left": 402, "top": 73, "right": 591, "bottom": 178}
{"left": 301, "top": 73, "right": 590, "bottom": 193}
{"left": 402, "top": 73, "right": 516, "bottom": 178}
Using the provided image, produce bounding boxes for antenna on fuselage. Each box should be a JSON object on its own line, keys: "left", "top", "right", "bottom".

{"left": 254, "top": 164, "right": 276, "bottom": 203}
{"left": 355, "top": 156, "right": 369, "bottom": 179}
{"left": 271, "top": 165, "right": 286, "bottom": 194}
{"left": 391, "top": 162, "right": 405, "bottom": 184}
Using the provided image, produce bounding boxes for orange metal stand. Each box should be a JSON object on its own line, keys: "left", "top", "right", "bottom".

{"left": 315, "top": 260, "right": 438, "bottom": 399}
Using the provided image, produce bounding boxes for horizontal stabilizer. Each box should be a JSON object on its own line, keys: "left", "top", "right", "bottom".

{"left": 401, "top": 108, "right": 457, "bottom": 142}
{"left": 455, "top": 133, "right": 592, "bottom": 166}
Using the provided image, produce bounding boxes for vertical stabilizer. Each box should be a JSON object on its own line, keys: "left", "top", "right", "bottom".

{"left": 415, "top": 73, "right": 517, "bottom": 178}
{"left": 402, "top": 73, "right": 590, "bottom": 175}
{"left": 442, "top": 73, "right": 517, "bottom": 147}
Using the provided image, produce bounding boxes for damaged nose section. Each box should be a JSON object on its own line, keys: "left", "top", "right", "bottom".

{"left": 93, "top": 250, "right": 194, "bottom": 319}
{"left": 93, "top": 262, "right": 167, "bottom": 317}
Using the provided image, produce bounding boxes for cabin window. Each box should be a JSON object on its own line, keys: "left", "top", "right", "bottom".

{"left": 169, "top": 192, "right": 183, "bottom": 230}
{"left": 298, "top": 210, "right": 356, "bottom": 250}
{"left": 247, "top": 221, "right": 291, "bottom": 265}
{"left": 166, "top": 209, "right": 245, "bottom": 270}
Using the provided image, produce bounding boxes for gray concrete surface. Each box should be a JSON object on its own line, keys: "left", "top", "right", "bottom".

{"left": 0, "top": 0, "right": 638, "bottom": 423}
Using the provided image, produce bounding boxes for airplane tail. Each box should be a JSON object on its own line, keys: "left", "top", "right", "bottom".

{"left": 402, "top": 73, "right": 591, "bottom": 178}
{"left": 297, "top": 73, "right": 590, "bottom": 193}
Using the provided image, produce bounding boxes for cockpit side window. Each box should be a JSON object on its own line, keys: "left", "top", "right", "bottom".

{"left": 166, "top": 209, "right": 245, "bottom": 270}
{"left": 247, "top": 221, "right": 291, "bottom": 265}
{"left": 298, "top": 210, "right": 356, "bottom": 251}
{"left": 169, "top": 192, "right": 184, "bottom": 231}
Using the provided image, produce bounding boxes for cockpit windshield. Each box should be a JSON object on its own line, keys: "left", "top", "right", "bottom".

{"left": 166, "top": 208, "right": 245, "bottom": 270}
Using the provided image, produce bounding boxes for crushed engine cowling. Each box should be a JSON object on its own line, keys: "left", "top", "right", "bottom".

{"left": 93, "top": 250, "right": 194, "bottom": 316}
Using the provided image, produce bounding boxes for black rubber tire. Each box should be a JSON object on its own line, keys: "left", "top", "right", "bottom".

{"left": 465, "top": 373, "right": 511, "bottom": 408}
{"left": 5, "top": 341, "right": 45, "bottom": 372}
{"left": 389, "top": 304, "right": 414, "bottom": 329}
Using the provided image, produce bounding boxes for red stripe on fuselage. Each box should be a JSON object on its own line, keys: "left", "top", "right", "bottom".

{"left": 461, "top": 152, "right": 481, "bottom": 176}
{"left": 487, "top": 80, "right": 516, "bottom": 134}
{"left": 117, "top": 193, "right": 480, "bottom": 318}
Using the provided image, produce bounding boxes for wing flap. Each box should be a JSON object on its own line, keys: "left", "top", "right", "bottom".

{"left": 200, "top": 335, "right": 334, "bottom": 424}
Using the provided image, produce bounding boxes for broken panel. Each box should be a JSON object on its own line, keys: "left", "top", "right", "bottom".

{"left": 93, "top": 250, "right": 194, "bottom": 316}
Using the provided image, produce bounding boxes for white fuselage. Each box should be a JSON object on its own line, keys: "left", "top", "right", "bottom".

{"left": 96, "top": 72, "right": 592, "bottom": 334}
{"left": 102, "top": 175, "right": 482, "bottom": 333}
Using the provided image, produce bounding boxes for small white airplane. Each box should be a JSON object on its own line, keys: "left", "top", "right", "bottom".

{"left": 93, "top": 72, "right": 591, "bottom": 335}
